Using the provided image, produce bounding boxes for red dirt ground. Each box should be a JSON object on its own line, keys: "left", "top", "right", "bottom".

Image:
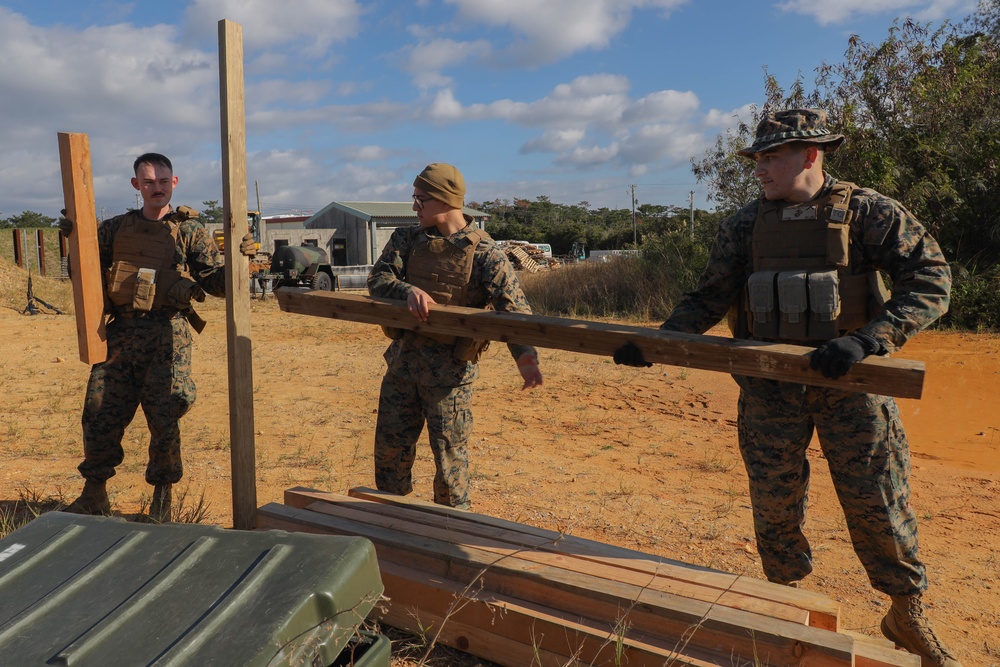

{"left": 1, "top": 295, "right": 997, "bottom": 665}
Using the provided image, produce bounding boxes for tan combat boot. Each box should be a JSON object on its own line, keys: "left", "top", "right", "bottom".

{"left": 882, "top": 594, "right": 962, "bottom": 667}
{"left": 149, "top": 483, "right": 172, "bottom": 523}
{"left": 64, "top": 480, "right": 111, "bottom": 516}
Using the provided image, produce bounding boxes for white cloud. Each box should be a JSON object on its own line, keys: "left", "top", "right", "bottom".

{"left": 775, "top": 0, "right": 976, "bottom": 25}
{"left": 184, "top": 0, "right": 365, "bottom": 56}
{"left": 403, "top": 38, "right": 492, "bottom": 88}
{"left": 621, "top": 90, "right": 700, "bottom": 125}
{"left": 445, "top": 0, "right": 689, "bottom": 63}
{"left": 521, "top": 129, "right": 587, "bottom": 153}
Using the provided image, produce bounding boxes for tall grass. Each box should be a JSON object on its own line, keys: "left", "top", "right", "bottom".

{"left": 0, "top": 229, "right": 73, "bottom": 313}
{"left": 520, "top": 231, "right": 708, "bottom": 322}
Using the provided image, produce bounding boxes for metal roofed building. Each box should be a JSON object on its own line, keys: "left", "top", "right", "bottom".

{"left": 298, "top": 201, "right": 490, "bottom": 266}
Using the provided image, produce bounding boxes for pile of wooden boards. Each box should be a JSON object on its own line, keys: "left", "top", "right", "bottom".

{"left": 501, "top": 242, "right": 545, "bottom": 272}
{"left": 257, "top": 487, "right": 917, "bottom": 667}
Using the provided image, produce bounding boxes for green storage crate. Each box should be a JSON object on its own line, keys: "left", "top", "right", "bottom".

{"left": 0, "top": 512, "right": 387, "bottom": 666}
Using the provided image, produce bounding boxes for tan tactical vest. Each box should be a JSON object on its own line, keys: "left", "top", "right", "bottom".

{"left": 385, "top": 227, "right": 492, "bottom": 361}
{"left": 106, "top": 209, "right": 194, "bottom": 313}
{"left": 741, "top": 182, "right": 889, "bottom": 342}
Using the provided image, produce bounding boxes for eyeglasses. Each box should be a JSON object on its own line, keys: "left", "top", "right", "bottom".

{"left": 412, "top": 194, "right": 433, "bottom": 209}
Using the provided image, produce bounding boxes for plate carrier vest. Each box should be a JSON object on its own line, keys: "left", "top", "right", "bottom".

{"left": 383, "top": 227, "right": 492, "bottom": 362}
{"left": 105, "top": 208, "right": 197, "bottom": 317}
{"left": 738, "top": 182, "right": 889, "bottom": 342}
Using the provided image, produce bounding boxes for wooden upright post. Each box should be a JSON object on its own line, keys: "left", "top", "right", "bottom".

{"left": 36, "top": 229, "right": 47, "bottom": 277}
{"left": 57, "top": 132, "right": 107, "bottom": 364}
{"left": 219, "top": 19, "right": 257, "bottom": 530}
{"left": 12, "top": 229, "right": 24, "bottom": 267}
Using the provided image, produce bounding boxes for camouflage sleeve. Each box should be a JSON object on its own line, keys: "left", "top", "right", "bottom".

{"left": 96, "top": 216, "right": 123, "bottom": 270}
{"left": 470, "top": 242, "right": 536, "bottom": 360}
{"left": 660, "top": 205, "right": 756, "bottom": 334}
{"left": 852, "top": 191, "right": 951, "bottom": 352}
{"left": 367, "top": 227, "right": 418, "bottom": 300}
{"left": 179, "top": 220, "right": 226, "bottom": 298}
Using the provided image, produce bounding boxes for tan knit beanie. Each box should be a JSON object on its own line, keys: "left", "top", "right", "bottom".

{"left": 413, "top": 163, "right": 465, "bottom": 209}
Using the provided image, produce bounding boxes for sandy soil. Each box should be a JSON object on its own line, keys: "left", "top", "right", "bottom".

{"left": 1, "top": 294, "right": 997, "bottom": 666}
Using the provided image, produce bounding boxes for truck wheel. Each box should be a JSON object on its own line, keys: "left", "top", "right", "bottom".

{"left": 311, "top": 272, "right": 333, "bottom": 291}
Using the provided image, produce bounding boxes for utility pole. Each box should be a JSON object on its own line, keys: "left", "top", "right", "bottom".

{"left": 689, "top": 190, "right": 695, "bottom": 241}
{"left": 629, "top": 184, "right": 637, "bottom": 245}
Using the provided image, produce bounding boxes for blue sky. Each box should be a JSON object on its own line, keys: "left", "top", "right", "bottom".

{"left": 0, "top": 0, "right": 978, "bottom": 220}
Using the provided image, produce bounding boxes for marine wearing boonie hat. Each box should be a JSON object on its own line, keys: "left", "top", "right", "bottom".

{"left": 738, "top": 108, "right": 845, "bottom": 157}
{"left": 414, "top": 163, "right": 466, "bottom": 209}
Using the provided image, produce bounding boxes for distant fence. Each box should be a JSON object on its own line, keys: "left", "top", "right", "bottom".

{"left": 4, "top": 228, "right": 68, "bottom": 278}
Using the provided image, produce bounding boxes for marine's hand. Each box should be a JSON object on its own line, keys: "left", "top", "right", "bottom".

{"left": 58, "top": 209, "right": 74, "bottom": 237}
{"left": 166, "top": 278, "right": 206, "bottom": 309}
{"left": 406, "top": 287, "right": 435, "bottom": 322}
{"left": 239, "top": 233, "right": 256, "bottom": 257}
{"left": 809, "top": 333, "right": 880, "bottom": 379}
{"left": 613, "top": 341, "right": 652, "bottom": 367}
{"left": 516, "top": 352, "right": 543, "bottom": 390}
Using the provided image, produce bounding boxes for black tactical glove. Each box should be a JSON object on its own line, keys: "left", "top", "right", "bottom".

{"left": 239, "top": 233, "right": 257, "bottom": 257}
{"left": 613, "top": 341, "right": 652, "bottom": 367}
{"left": 166, "top": 278, "right": 206, "bottom": 309}
{"left": 58, "top": 209, "right": 73, "bottom": 237}
{"left": 809, "top": 332, "right": 882, "bottom": 379}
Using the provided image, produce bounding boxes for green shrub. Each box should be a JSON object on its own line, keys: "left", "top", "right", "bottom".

{"left": 941, "top": 264, "right": 1000, "bottom": 332}
{"left": 520, "top": 230, "right": 708, "bottom": 321}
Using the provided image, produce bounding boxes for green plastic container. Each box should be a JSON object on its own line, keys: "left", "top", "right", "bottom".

{"left": 0, "top": 512, "right": 386, "bottom": 666}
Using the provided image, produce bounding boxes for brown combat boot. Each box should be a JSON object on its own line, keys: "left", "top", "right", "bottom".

{"left": 882, "top": 594, "right": 962, "bottom": 667}
{"left": 64, "top": 480, "right": 111, "bottom": 516}
{"left": 149, "top": 484, "right": 172, "bottom": 523}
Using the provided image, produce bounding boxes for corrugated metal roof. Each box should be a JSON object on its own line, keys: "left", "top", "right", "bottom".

{"left": 327, "top": 201, "right": 488, "bottom": 220}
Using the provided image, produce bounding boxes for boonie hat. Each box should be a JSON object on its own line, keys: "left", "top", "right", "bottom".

{"left": 413, "top": 163, "right": 466, "bottom": 209}
{"left": 738, "top": 108, "right": 845, "bottom": 157}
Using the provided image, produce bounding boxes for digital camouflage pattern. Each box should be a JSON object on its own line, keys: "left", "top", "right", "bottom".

{"left": 97, "top": 209, "right": 228, "bottom": 308}
{"left": 736, "top": 376, "right": 924, "bottom": 593}
{"left": 661, "top": 175, "right": 951, "bottom": 596}
{"left": 78, "top": 208, "right": 225, "bottom": 485}
{"left": 368, "top": 221, "right": 536, "bottom": 508}
{"left": 737, "top": 108, "right": 845, "bottom": 157}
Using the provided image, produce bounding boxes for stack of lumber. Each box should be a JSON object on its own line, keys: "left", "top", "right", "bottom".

{"left": 502, "top": 243, "right": 544, "bottom": 272}
{"left": 257, "top": 487, "right": 916, "bottom": 667}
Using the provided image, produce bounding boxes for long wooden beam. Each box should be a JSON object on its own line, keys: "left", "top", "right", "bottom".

{"left": 218, "top": 18, "right": 256, "bottom": 530}
{"left": 57, "top": 132, "right": 107, "bottom": 364}
{"left": 256, "top": 501, "right": 855, "bottom": 666}
{"left": 341, "top": 487, "right": 840, "bottom": 631}
{"left": 274, "top": 289, "right": 924, "bottom": 399}
{"left": 284, "top": 488, "right": 814, "bottom": 628}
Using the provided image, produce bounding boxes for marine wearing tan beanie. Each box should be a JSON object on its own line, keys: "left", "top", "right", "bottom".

{"left": 413, "top": 163, "right": 466, "bottom": 209}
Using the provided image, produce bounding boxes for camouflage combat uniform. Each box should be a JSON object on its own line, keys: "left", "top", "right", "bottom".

{"left": 79, "top": 209, "right": 226, "bottom": 486}
{"left": 368, "top": 220, "right": 536, "bottom": 509}
{"left": 661, "top": 175, "right": 951, "bottom": 595}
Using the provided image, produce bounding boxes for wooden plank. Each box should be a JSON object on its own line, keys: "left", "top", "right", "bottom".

{"left": 218, "top": 19, "right": 257, "bottom": 530}
{"left": 285, "top": 489, "right": 811, "bottom": 627}
{"left": 378, "top": 561, "right": 725, "bottom": 667}
{"left": 12, "top": 229, "right": 24, "bottom": 267}
{"left": 36, "top": 229, "right": 46, "bottom": 277}
{"left": 274, "top": 289, "right": 924, "bottom": 399}
{"left": 843, "top": 630, "right": 920, "bottom": 667}
{"left": 342, "top": 486, "right": 840, "bottom": 630}
{"left": 57, "top": 132, "right": 107, "bottom": 364}
{"left": 256, "top": 502, "right": 856, "bottom": 666}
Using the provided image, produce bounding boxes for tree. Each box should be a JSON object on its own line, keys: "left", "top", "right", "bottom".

{"left": 199, "top": 200, "right": 224, "bottom": 227}
{"left": 0, "top": 211, "right": 57, "bottom": 229}
{"left": 812, "top": 16, "right": 1000, "bottom": 265}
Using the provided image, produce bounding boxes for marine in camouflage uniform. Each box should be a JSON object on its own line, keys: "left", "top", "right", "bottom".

{"left": 80, "top": 209, "right": 226, "bottom": 484}
{"left": 614, "top": 110, "right": 960, "bottom": 666}
{"left": 368, "top": 163, "right": 542, "bottom": 509}
{"left": 65, "top": 153, "right": 251, "bottom": 522}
